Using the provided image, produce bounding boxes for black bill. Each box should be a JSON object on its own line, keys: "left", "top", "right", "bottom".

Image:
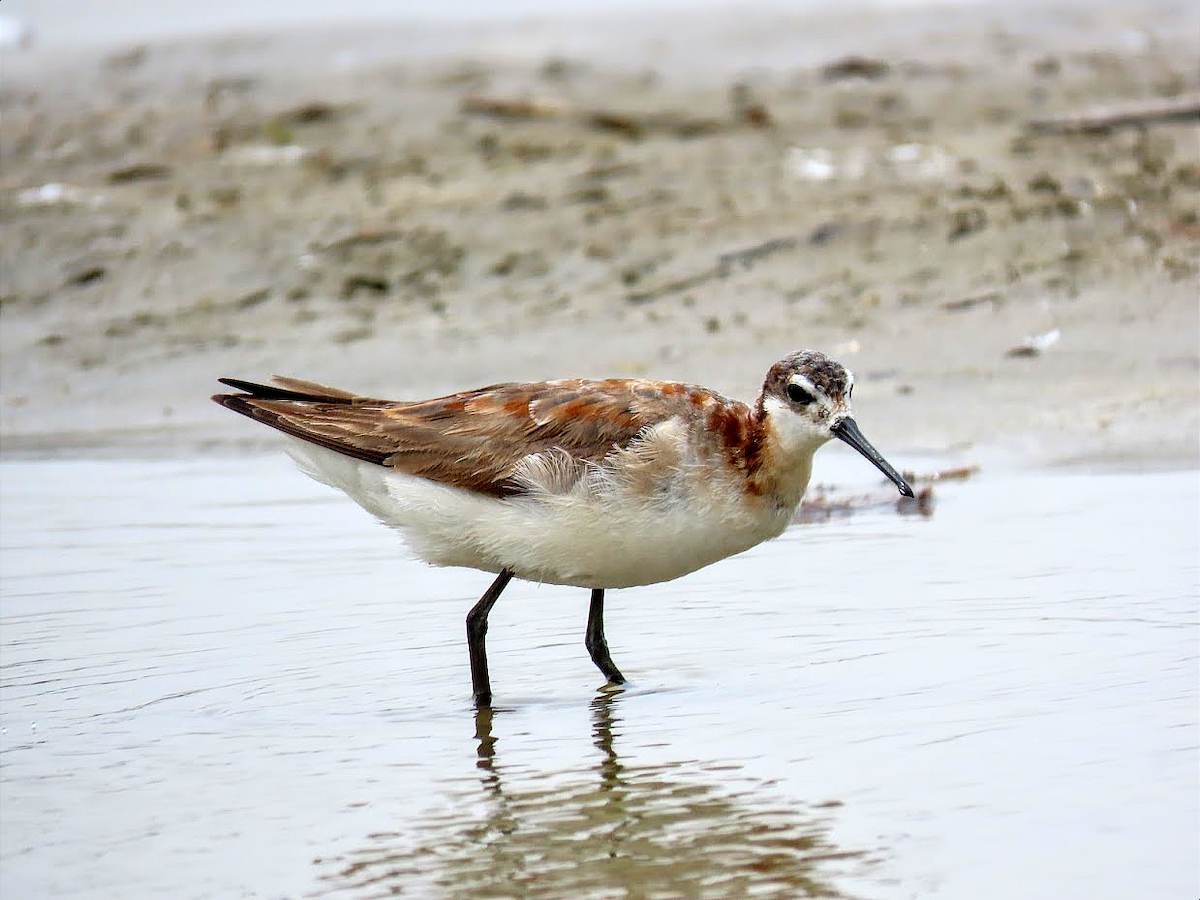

{"left": 831, "top": 417, "right": 914, "bottom": 498}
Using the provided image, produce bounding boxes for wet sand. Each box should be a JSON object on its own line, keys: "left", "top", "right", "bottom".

{"left": 1, "top": 0, "right": 1198, "bottom": 467}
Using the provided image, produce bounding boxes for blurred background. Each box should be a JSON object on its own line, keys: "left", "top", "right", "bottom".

{"left": 1, "top": 0, "right": 1196, "bottom": 464}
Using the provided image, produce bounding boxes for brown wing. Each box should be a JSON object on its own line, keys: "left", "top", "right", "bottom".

{"left": 213, "top": 376, "right": 731, "bottom": 496}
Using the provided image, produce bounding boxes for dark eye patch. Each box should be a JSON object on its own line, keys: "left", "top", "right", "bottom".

{"left": 786, "top": 383, "right": 815, "bottom": 405}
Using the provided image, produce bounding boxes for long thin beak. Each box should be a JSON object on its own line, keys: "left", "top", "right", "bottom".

{"left": 831, "top": 417, "right": 914, "bottom": 497}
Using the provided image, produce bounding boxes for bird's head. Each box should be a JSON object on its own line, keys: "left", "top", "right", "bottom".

{"left": 759, "top": 350, "right": 913, "bottom": 497}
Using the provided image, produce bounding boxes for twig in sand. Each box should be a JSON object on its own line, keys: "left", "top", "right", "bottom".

{"left": 716, "top": 237, "right": 798, "bottom": 274}
{"left": 627, "top": 269, "right": 718, "bottom": 305}
{"left": 108, "top": 163, "right": 172, "bottom": 184}
{"left": 820, "top": 55, "right": 891, "bottom": 82}
{"left": 316, "top": 229, "right": 407, "bottom": 253}
{"left": 627, "top": 236, "right": 800, "bottom": 304}
{"left": 461, "top": 96, "right": 564, "bottom": 120}
{"left": 1025, "top": 93, "right": 1200, "bottom": 134}
{"left": 941, "top": 291, "right": 1003, "bottom": 312}
{"left": 462, "top": 95, "right": 737, "bottom": 138}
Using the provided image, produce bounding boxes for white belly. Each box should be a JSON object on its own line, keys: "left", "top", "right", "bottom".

{"left": 285, "top": 438, "right": 799, "bottom": 589}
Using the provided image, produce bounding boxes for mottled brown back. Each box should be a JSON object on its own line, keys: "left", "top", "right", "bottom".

{"left": 213, "top": 377, "right": 748, "bottom": 497}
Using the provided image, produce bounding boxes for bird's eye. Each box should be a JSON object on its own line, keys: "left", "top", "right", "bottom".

{"left": 786, "top": 383, "right": 814, "bottom": 405}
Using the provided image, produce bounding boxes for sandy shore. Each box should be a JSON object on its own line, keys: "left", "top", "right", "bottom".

{"left": 1, "top": 1, "right": 1197, "bottom": 468}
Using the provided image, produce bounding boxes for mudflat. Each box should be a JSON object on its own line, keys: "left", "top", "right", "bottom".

{"left": 1, "top": 1, "right": 1197, "bottom": 467}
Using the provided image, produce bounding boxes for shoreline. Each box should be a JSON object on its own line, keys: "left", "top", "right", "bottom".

{"left": 2, "top": 2, "right": 1197, "bottom": 469}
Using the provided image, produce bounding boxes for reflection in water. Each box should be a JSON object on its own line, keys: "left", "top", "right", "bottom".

{"left": 323, "top": 693, "right": 866, "bottom": 898}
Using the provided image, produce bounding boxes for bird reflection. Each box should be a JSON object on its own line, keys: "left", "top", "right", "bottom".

{"left": 589, "top": 688, "right": 624, "bottom": 789}
{"left": 474, "top": 689, "right": 625, "bottom": 787}
{"left": 324, "top": 692, "right": 867, "bottom": 898}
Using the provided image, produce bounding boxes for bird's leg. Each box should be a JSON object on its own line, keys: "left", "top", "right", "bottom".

{"left": 466, "top": 569, "right": 513, "bottom": 707}
{"left": 585, "top": 588, "right": 626, "bottom": 685}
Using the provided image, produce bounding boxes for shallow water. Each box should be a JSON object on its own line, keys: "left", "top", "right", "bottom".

{"left": 1, "top": 456, "right": 1196, "bottom": 899}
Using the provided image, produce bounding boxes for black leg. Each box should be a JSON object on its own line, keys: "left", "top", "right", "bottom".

{"left": 585, "top": 588, "right": 626, "bottom": 685}
{"left": 467, "top": 569, "right": 513, "bottom": 707}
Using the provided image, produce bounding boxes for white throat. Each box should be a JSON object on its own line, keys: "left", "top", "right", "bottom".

{"left": 760, "top": 395, "right": 831, "bottom": 509}
{"left": 762, "top": 395, "right": 832, "bottom": 458}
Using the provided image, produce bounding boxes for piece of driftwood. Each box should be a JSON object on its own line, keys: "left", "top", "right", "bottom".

{"left": 820, "top": 55, "right": 891, "bottom": 82}
{"left": 799, "top": 483, "right": 934, "bottom": 522}
{"left": 626, "top": 235, "right": 800, "bottom": 304}
{"left": 716, "top": 237, "right": 798, "bottom": 274}
{"left": 316, "top": 229, "right": 407, "bottom": 254}
{"left": 1025, "top": 93, "right": 1200, "bottom": 134}
{"left": 942, "top": 291, "right": 1003, "bottom": 312}
{"left": 461, "top": 96, "right": 563, "bottom": 120}
{"left": 107, "top": 163, "right": 172, "bottom": 184}
{"left": 462, "top": 95, "right": 740, "bottom": 138}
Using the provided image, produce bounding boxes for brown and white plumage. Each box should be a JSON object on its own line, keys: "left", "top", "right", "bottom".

{"left": 216, "top": 375, "right": 753, "bottom": 499}
{"left": 213, "top": 350, "right": 912, "bottom": 702}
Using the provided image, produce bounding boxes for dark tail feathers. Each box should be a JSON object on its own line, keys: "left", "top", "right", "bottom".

{"left": 214, "top": 377, "right": 355, "bottom": 404}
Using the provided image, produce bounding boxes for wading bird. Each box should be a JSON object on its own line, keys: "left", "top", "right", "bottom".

{"left": 213, "top": 350, "right": 912, "bottom": 705}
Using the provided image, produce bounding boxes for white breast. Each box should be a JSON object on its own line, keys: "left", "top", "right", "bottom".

{"left": 284, "top": 417, "right": 804, "bottom": 589}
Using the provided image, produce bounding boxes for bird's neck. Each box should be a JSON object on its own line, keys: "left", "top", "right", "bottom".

{"left": 744, "top": 398, "right": 817, "bottom": 511}
{"left": 702, "top": 395, "right": 819, "bottom": 512}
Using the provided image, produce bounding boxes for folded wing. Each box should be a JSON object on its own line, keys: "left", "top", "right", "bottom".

{"left": 213, "top": 376, "right": 720, "bottom": 497}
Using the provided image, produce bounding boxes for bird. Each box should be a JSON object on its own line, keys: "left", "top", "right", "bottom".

{"left": 212, "top": 350, "right": 912, "bottom": 706}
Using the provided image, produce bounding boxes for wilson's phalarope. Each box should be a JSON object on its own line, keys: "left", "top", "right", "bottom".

{"left": 213, "top": 350, "right": 912, "bottom": 705}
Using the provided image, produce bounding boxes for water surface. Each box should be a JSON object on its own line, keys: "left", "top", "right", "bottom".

{"left": 1, "top": 458, "right": 1196, "bottom": 898}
